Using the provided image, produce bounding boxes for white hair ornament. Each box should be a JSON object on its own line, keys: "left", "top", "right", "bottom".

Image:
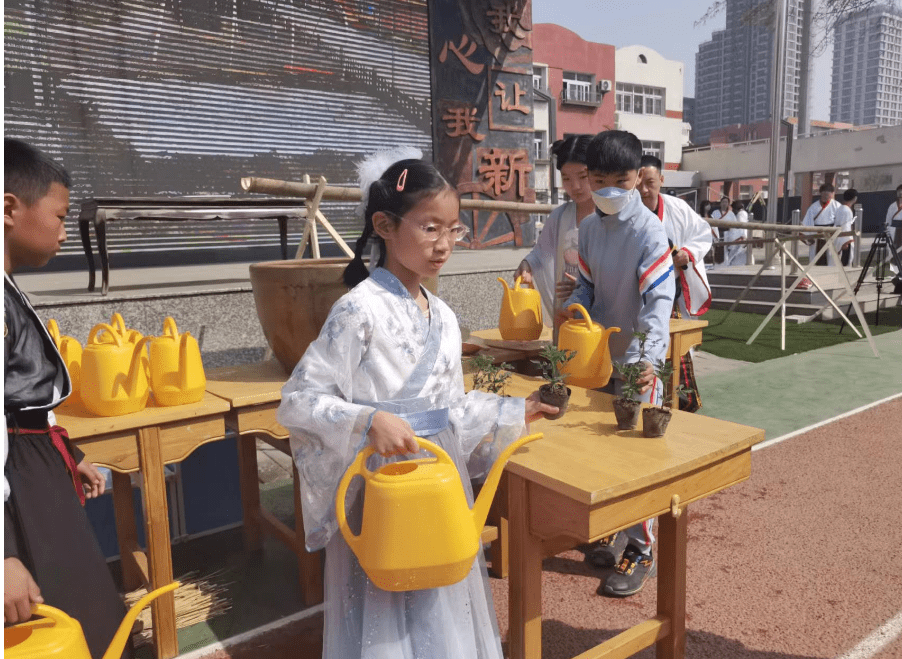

{"left": 355, "top": 146, "right": 423, "bottom": 217}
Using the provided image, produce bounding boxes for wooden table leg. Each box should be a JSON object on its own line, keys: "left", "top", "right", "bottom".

{"left": 137, "top": 426, "right": 179, "bottom": 659}
{"left": 236, "top": 432, "right": 263, "bottom": 551}
{"left": 656, "top": 504, "right": 688, "bottom": 659}
{"left": 111, "top": 470, "right": 143, "bottom": 591}
{"left": 79, "top": 219, "right": 95, "bottom": 292}
{"left": 508, "top": 473, "right": 543, "bottom": 659}
{"left": 487, "top": 473, "right": 509, "bottom": 579}
{"left": 278, "top": 216, "right": 288, "bottom": 260}
{"left": 293, "top": 462, "right": 324, "bottom": 606}
{"left": 96, "top": 219, "right": 110, "bottom": 296}
{"left": 669, "top": 332, "right": 683, "bottom": 407}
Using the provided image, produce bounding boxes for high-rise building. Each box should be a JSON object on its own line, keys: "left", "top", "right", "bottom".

{"left": 694, "top": 0, "right": 803, "bottom": 145}
{"left": 830, "top": 3, "right": 902, "bottom": 126}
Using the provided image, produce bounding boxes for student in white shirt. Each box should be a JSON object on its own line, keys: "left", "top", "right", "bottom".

{"left": 802, "top": 184, "right": 842, "bottom": 266}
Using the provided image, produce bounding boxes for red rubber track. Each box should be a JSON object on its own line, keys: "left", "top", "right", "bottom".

{"left": 209, "top": 399, "right": 902, "bottom": 659}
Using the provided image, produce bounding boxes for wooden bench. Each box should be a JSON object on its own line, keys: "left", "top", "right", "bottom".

{"left": 78, "top": 196, "right": 310, "bottom": 295}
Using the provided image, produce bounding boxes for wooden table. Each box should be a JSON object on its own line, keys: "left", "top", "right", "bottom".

{"left": 56, "top": 394, "right": 231, "bottom": 659}
{"left": 205, "top": 360, "right": 324, "bottom": 607}
{"left": 78, "top": 196, "right": 309, "bottom": 295}
{"left": 500, "top": 374, "right": 763, "bottom": 659}
{"left": 666, "top": 318, "right": 708, "bottom": 405}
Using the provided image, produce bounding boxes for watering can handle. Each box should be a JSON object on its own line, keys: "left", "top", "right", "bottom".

{"left": 88, "top": 323, "right": 122, "bottom": 347}
{"left": 46, "top": 319, "right": 61, "bottom": 346}
{"left": 412, "top": 438, "right": 455, "bottom": 465}
{"left": 335, "top": 446, "right": 374, "bottom": 554}
{"left": 29, "top": 603, "right": 69, "bottom": 625}
{"left": 110, "top": 313, "right": 127, "bottom": 335}
{"left": 513, "top": 275, "right": 535, "bottom": 290}
{"left": 179, "top": 332, "right": 190, "bottom": 391}
{"left": 566, "top": 303, "right": 594, "bottom": 331}
{"left": 163, "top": 316, "right": 179, "bottom": 338}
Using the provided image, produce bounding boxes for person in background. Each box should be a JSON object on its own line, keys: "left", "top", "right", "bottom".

{"left": 514, "top": 135, "right": 594, "bottom": 329}
{"left": 834, "top": 189, "right": 857, "bottom": 267}
{"left": 802, "top": 183, "right": 842, "bottom": 266}
{"left": 723, "top": 200, "right": 750, "bottom": 267}
{"left": 636, "top": 156, "right": 711, "bottom": 413}
{"left": 637, "top": 156, "right": 713, "bottom": 319}
{"left": 4, "top": 138, "right": 131, "bottom": 659}
{"left": 699, "top": 200, "right": 721, "bottom": 266}
{"left": 711, "top": 197, "right": 735, "bottom": 268}
{"left": 560, "top": 131, "right": 674, "bottom": 598}
{"left": 885, "top": 184, "right": 902, "bottom": 265}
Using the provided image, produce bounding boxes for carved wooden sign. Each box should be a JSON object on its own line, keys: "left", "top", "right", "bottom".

{"left": 430, "top": 0, "right": 535, "bottom": 248}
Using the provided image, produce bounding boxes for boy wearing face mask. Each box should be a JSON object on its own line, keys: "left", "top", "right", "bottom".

{"left": 559, "top": 131, "right": 675, "bottom": 598}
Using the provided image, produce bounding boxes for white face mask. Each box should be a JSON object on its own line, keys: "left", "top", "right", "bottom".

{"left": 591, "top": 187, "right": 636, "bottom": 215}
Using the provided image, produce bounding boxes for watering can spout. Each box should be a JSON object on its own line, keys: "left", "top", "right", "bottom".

{"left": 470, "top": 433, "right": 543, "bottom": 537}
{"left": 497, "top": 276, "right": 511, "bottom": 292}
{"left": 102, "top": 582, "right": 180, "bottom": 659}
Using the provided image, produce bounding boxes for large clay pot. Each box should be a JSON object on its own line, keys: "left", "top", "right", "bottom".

{"left": 250, "top": 259, "right": 352, "bottom": 374}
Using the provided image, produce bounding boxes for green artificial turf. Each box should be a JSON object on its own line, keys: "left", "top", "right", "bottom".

{"left": 698, "top": 306, "right": 902, "bottom": 363}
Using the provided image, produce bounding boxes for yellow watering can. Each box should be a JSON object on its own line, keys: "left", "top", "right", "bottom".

{"left": 336, "top": 432, "right": 543, "bottom": 592}
{"left": 149, "top": 317, "right": 206, "bottom": 406}
{"left": 46, "top": 319, "right": 83, "bottom": 403}
{"left": 558, "top": 303, "right": 621, "bottom": 389}
{"left": 3, "top": 581, "right": 179, "bottom": 659}
{"left": 80, "top": 323, "right": 151, "bottom": 417}
{"left": 497, "top": 276, "right": 543, "bottom": 341}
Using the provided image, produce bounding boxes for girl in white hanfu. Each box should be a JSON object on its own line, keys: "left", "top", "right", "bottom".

{"left": 277, "top": 149, "right": 556, "bottom": 659}
{"left": 514, "top": 135, "right": 595, "bottom": 332}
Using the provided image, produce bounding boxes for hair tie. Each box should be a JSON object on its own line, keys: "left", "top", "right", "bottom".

{"left": 396, "top": 168, "right": 408, "bottom": 192}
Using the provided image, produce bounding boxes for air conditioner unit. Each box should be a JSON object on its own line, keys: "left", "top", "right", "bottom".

{"left": 597, "top": 79, "right": 612, "bottom": 93}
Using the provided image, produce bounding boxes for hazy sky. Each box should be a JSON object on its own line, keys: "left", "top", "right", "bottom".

{"left": 532, "top": 0, "right": 835, "bottom": 120}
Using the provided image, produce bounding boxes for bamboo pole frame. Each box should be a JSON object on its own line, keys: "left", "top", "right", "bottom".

{"left": 241, "top": 177, "right": 555, "bottom": 214}
{"left": 708, "top": 219, "right": 877, "bottom": 357}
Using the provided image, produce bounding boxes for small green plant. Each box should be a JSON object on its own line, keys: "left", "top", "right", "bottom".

{"left": 614, "top": 330, "right": 651, "bottom": 402}
{"left": 533, "top": 344, "right": 576, "bottom": 394}
{"left": 471, "top": 355, "right": 513, "bottom": 395}
{"left": 615, "top": 330, "right": 688, "bottom": 407}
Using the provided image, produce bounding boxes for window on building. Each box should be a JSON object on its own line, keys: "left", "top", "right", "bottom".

{"left": 534, "top": 131, "right": 547, "bottom": 160}
{"left": 615, "top": 83, "right": 665, "bottom": 116}
{"left": 641, "top": 140, "right": 664, "bottom": 161}
{"left": 532, "top": 65, "right": 547, "bottom": 91}
{"left": 563, "top": 71, "right": 595, "bottom": 102}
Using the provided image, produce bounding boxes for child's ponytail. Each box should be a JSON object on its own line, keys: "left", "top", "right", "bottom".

{"left": 343, "top": 151, "right": 453, "bottom": 288}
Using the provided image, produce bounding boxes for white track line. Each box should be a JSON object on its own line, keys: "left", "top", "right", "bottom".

{"left": 753, "top": 391, "right": 902, "bottom": 451}
{"left": 755, "top": 393, "right": 902, "bottom": 659}
{"left": 176, "top": 604, "right": 324, "bottom": 659}
{"left": 836, "top": 610, "right": 902, "bottom": 659}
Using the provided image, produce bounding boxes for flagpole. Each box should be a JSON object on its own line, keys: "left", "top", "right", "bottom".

{"left": 766, "top": 0, "right": 789, "bottom": 266}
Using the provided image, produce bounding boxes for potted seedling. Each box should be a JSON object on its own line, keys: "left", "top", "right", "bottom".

{"left": 612, "top": 331, "right": 653, "bottom": 431}
{"left": 641, "top": 360, "right": 689, "bottom": 437}
{"left": 534, "top": 345, "right": 576, "bottom": 420}
{"left": 471, "top": 355, "right": 513, "bottom": 396}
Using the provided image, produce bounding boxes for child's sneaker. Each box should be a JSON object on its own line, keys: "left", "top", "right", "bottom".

{"left": 584, "top": 531, "right": 628, "bottom": 568}
{"left": 599, "top": 546, "right": 656, "bottom": 597}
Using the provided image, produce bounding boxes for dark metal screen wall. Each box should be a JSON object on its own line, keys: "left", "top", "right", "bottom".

{"left": 4, "top": 0, "right": 433, "bottom": 261}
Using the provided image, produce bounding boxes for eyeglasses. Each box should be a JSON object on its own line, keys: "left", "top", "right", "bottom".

{"left": 385, "top": 212, "right": 470, "bottom": 243}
